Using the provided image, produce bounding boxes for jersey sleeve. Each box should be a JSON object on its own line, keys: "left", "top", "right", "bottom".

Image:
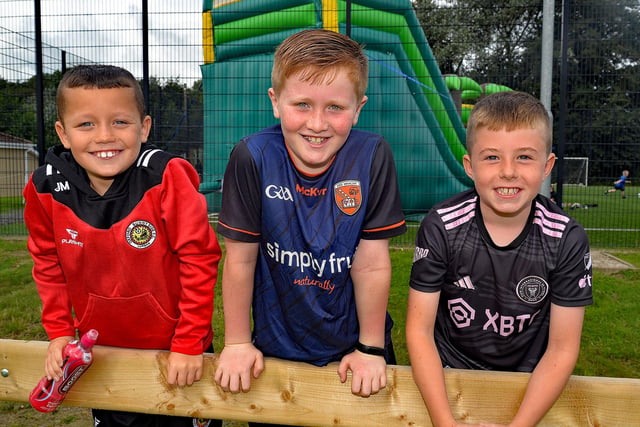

{"left": 23, "top": 175, "right": 76, "bottom": 340}
{"left": 360, "top": 138, "right": 406, "bottom": 240}
{"left": 216, "top": 141, "right": 262, "bottom": 242}
{"left": 162, "top": 159, "right": 222, "bottom": 354}
{"left": 550, "top": 221, "right": 593, "bottom": 307}
{"left": 409, "top": 211, "right": 449, "bottom": 293}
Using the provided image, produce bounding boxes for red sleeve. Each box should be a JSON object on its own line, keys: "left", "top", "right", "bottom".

{"left": 23, "top": 177, "right": 76, "bottom": 340}
{"left": 161, "top": 159, "right": 222, "bottom": 354}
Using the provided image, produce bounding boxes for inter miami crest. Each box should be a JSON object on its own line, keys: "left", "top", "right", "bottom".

{"left": 334, "top": 180, "right": 362, "bottom": 215}
{"left": 515, "top": 276, "right": 549, "bottom": 304}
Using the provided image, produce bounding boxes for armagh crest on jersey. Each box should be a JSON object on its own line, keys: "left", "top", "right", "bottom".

{"left": 334, "top": 180, "right": 362, "bottom": 215}
{"left": 217, "top": 124, "right": 407, "bottom": 366}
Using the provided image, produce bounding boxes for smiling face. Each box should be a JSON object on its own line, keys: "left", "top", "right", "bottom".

{"left": 55, "top": 86, "right": 152, "bottom": 195}
{"left": 268, "top": 67, "right": 367, "bottom": 176}
{"left": 463, "top": 126, "right": 555, "bottom": 224}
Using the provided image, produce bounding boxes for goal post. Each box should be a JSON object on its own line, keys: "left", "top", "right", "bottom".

{"left": 563, "top": 157, "right": 589, "bottom": 186}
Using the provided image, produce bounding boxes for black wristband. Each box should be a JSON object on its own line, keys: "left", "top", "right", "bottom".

{"left": 355, "top": 342, "right": 386, "bottom": 357}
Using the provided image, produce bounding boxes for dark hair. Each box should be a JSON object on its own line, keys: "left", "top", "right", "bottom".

{"left": 56, "top": 64, "right": 146, "bottom": 120}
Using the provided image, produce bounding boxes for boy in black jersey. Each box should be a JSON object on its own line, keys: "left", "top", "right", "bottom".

{"left": 24, "top": 65, "right": 222, "bottom": 427}
{"left": 407, "top": 91, "right": 592, "bottom": 426}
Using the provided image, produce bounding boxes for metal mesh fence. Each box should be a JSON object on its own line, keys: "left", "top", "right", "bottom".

{"left": 0, "top": 0, "right": 638, "bottom": 247}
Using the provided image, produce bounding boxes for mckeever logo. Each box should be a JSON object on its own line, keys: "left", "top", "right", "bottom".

{"left": 61, "top": 228, "right": 83, "bottom": 247}
{"left": 296, "top": 183, "right": 327, "bottom": 197}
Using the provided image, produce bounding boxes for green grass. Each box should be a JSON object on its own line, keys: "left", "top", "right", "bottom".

{"left": 390, "top": 185, "right": 640, "bottom": 248}
{"left": 0, "top": 197, "right": 23, "bottom": 214}
{"left": 577, "top": 268, "right": 640, "bottom": 377}
{"left": 562, "top": 185, "right": 640, "bottom": 248}
{"left": 0, "top": 196, "right": 27, "bottom": 236}
{"left": 612, "top": 250, "right": 640, "bottom": 266}
{"left": 2, "top": 239, "right": 637, "bottom": 376}
{"left": 0, "top": 239, "right": 48, "bottom": 340}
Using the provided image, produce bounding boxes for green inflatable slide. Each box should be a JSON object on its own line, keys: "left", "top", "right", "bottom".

{"left": 201, "top": 0, "right": 473, "bottom": 216}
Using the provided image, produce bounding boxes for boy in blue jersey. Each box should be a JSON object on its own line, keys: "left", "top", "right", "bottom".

{"left": 406, "top": 91, "right": 593, "bottom": 426}
{"left": 604, "top": 169, "right": 630, "bottom": 198}
{"left": 214, "top": 28, "right": 406, "bottom": 419}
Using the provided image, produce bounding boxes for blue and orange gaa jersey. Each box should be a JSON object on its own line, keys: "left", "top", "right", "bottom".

{"left": 217, "top": 125, "right": 406, "bottom": 366}
{"left": 24, "top": 144, "right": 220, "bottom": 355}
{"left": 410, "top": 189, "right": 593, "bottom": 372}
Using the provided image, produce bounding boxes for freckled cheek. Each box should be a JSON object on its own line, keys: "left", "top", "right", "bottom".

{"left": 332, "top": 119, "right": 355, "bottom": 136}
{"left": 280, "top": 114, "right": 306, "bottom": 130}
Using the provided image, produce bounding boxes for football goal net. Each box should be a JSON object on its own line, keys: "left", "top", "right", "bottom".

{"left": 563, "top": 157, "right": 589, "bottom": 186}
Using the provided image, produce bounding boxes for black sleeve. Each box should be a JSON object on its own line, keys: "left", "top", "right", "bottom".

{"left": 216, "top": 141, "right": 262, "bottom": 242}
{"left": 410, "top": 211, "right": 449, "bottom": 293}
{"left": 549, "top": 220, "right": 594, "bottom": 307}
{"left": 361, "top": 138, "right": 407, "bottom": 239}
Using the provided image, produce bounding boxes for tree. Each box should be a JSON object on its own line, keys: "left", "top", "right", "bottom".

{"left": 0, "top": 73, "right": 204, "bottom": 167}
{"left": 147, "top": 77, "right": 204, "bottom": 164}
{"left": 413, "top": 0, "right": 543, "bottom": 90}
{"left": 0, "top": 78, "right": 37, "bottom": 142}
{"left": 555, "top": 0, "right": 640, "bottom": 179}
{"left": 412, "top": 0, "right": 640, "bottom": 181}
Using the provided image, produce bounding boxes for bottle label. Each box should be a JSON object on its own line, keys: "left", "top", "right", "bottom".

{"left": 30, "top": 330, "right": 98, "bottom": 413}
{"left": 58, "top": 362, "right": 89, "bottom": 394}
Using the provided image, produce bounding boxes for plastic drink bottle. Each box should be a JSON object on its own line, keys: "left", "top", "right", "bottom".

{"left": 29, "top": 329, "right": 99, "bottom": 413}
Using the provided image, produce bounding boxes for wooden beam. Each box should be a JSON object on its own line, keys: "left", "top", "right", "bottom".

{"left": 1, "top": 339, "right": 639, "bottom": 426}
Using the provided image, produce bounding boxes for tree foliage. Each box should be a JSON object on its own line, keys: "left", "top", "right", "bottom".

{"left": 413, "top": 0, "right": 542, "bottom": 89}
{"left": 561, "top": 0, "right": 640, "bottom": 177}
{"left": 413, "top": 0, "right": 640, "bottom": 180}
{"left": 0, "top": 74, "right": 204, "bottom": 162}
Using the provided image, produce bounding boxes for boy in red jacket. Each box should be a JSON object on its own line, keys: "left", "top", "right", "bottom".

{"left": 24, "top": 64, "right": 222, "bottom": 427}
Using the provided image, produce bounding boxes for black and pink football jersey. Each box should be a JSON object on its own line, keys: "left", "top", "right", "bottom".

{"left": 410, "top": 189, "right": 593, "bottom": 372}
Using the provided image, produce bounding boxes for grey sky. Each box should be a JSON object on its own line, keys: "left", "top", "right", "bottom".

{"left": 0, "top": 1, "right": 202, "bottom": 83}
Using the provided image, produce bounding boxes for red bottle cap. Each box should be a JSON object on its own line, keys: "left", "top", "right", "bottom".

{"left": 81, "top": 329, "right": 99, "bottom": 348}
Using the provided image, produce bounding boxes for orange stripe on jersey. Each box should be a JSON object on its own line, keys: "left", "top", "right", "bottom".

{"left": 363, "top": 219, "right": 406, "bottom": 233}
{"left": 218, "top": 221, "right": 261, "bottom": 237}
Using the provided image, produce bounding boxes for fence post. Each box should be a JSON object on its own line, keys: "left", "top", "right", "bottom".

{"left": 2, "top": 339, "right": 640, "bottom": 426}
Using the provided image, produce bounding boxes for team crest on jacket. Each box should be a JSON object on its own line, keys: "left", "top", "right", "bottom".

{"left": 125, "top": 220, "right": 157, "bottom": 249}
{"left": 334, "top": 180, "right": 362, "bottom": 215}
{"left": 515, "top": 276, "right": 549, "bottom": 304}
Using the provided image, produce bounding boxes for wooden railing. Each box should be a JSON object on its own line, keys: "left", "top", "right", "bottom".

{"left": 1, "top": 339, "right": 639, "bottom": 426}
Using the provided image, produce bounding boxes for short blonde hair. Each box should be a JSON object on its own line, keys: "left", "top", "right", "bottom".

{"left": 466, "top": 91, "right": 552, "bottom": 154}
{"left": 271, "top": 29, "right": 368, "bottom": 100}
